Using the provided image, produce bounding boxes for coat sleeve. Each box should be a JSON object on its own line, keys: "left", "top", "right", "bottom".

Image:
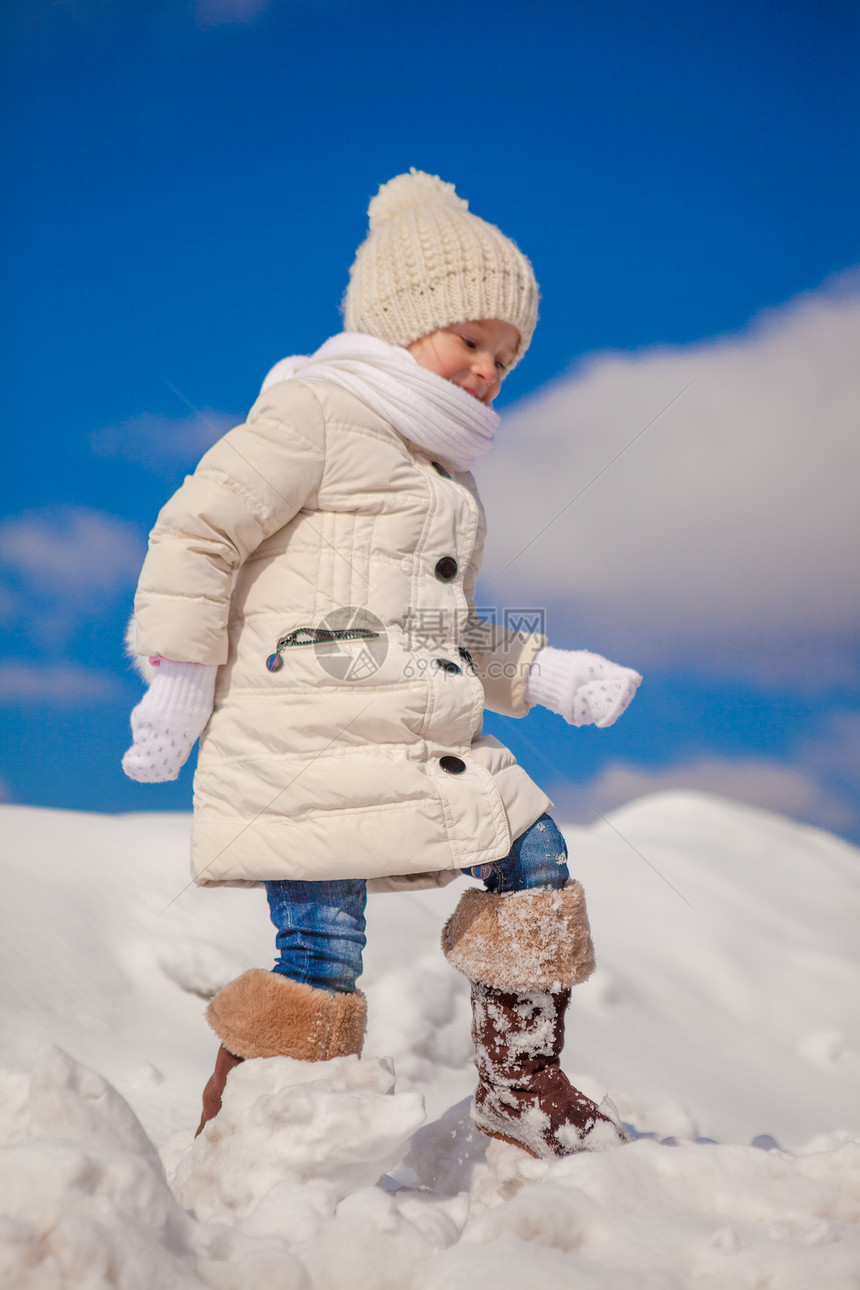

{"left": 132, "top": 380, "right": 326, "bottom": 665}
{"left": 461, "top": 488, "right": 546, "bottom": 719}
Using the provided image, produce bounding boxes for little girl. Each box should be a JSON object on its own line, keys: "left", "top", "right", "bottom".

{"left": 123, "top": 170, "right": 641, "bottom": 1159}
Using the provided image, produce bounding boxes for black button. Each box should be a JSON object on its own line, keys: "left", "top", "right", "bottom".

{"left": 458, "top": 647, "right": 474, "bottom": 669}
{"left": 440, "top": 755, "right": 466, "bottom": 774}
{"left": 435, "top": 658, "right": 462, "bottom": 675}
{"left": 431, "top": 461, "right": 451, "bottom": 478}
{"left": 434, "top": 556, "right": 458, "bottom": 582}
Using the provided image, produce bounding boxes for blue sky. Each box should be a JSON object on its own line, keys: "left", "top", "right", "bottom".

{"left": 1, "top": 0, "right": 859, "bottom": 840}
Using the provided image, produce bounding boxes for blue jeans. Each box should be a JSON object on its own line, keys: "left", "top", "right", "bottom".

{"left": 264, "top": 814, "right": 569, "bottom": 994}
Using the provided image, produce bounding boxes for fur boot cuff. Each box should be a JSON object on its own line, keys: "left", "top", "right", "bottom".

{"left": 441, "top": 882, "right": 595, "bottom": 992}
{"left": 206, "top": 969, "right": 367, "bottom": 1061}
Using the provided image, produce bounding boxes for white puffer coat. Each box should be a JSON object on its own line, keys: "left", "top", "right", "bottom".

{"left": 132, "top": 379, "right": 552, "bottom": 888}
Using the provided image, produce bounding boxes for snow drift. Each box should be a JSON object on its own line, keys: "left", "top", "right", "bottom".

{"left": 1, "top": 792, "right": 859, "bottom": 1287}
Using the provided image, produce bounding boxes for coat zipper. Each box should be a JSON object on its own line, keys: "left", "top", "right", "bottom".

{"left": 266, "top": 626, "right": 381, "bottom": 672}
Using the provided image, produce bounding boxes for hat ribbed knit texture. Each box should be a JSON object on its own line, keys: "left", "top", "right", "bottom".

{"left": 344, "top": 169, "right": 539, "bottom": 366}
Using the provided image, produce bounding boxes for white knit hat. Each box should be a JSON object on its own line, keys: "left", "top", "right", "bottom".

{"left": 343, "top": 169, "right": 539, "bottom": 367}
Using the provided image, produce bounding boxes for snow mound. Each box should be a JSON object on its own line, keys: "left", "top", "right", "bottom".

{"left": 424, "top": 1135, "right": 860, "bottom": 1289}
{"left": 3, "top": 1047, "right": 860, "bottom": 1289}
{"left": 0, "top": 1046, "right": 457, "bottom": 1290}
{"left": 173, "top": 1053, "right": 426, "bottom": 1221}
{"left": 1, "top": 793, "right": 860, "bottom": 1285}
{"left": 0, "top": 1046, "right": 216, "bottom": 1290}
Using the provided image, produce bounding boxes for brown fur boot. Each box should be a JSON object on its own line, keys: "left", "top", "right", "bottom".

{"left": 195, "top": 969, "right": 367, "bottom": 1136}
{"left": 196, "top": 1044, "right": 244, "bottom": 1136}
{"left": 442, "top": 884, "right": 625, "bottom": 1158}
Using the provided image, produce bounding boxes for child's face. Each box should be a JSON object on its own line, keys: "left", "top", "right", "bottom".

{"left": 407, "top": 319, "right": 520, "bottom": 405}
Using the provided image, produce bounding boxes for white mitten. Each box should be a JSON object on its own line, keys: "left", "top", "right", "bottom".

{"left": 525, "top": 646, "right": 641, "bottom": 728}
{"left": 122, "top": 660, "right": 217, "bottom": 783}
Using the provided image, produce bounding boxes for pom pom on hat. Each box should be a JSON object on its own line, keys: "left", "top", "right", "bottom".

{"left": 368, "top": 170, "right": 469, "bottom": 228}
{"left": 344, "top": 168, "right": 539, "bottom": 367}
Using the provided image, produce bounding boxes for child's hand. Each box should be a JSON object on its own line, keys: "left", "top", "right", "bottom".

{"left": 122, "top": 660, "right": 217, "bottom": 783}
{"left": 525, "top": 646, "right": 642, "bottom": 728}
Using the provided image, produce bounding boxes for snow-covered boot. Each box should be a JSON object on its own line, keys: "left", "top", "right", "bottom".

{"left": 442, "top": 884, "right": 626, "bottom": 1158}
{"left": 195, "top": 969, "right": 367, "bottom": 1136}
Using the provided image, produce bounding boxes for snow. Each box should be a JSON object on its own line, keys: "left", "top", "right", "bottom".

{"left": 1, "top": 791, "right": 859, "bottom": 1287}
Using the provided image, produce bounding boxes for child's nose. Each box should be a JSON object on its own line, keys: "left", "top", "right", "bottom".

{"left": 472, "top": 351, "right": 496, "bottom": 381}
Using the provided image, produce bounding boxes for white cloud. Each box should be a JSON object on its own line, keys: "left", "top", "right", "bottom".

{"left": 0, "top": 582, "right": 17, "bottom": 621}
{"left": 194, "top": 0, "right": 272, "bottom": 26}
{"left": 553, "top": 755, "right": 857, "bottom": 837}
{"left": 0, "top": 507, "right": 145, "bottom": 648}
{"left": 0, "top": 507, "right": 144, "bottom": 596}
{"left": 90, "top": 409, "right": 231, "bottom": 474}
{"left": 0, "top": 663, "right": 124, "bottom": 705}
{"left": 798, "top": 710, "right": 860, "bottom": 790}
{"left": 479, "top": 271, "right": 860, "bottom": 686}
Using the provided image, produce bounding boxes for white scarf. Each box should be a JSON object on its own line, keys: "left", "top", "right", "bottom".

{"left": 260, "top": 332, "right": 499, "bottom": 472}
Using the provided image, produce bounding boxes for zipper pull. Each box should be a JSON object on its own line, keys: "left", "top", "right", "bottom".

{"left": 266, "top": 628, "right": 297, "bottom": 671}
